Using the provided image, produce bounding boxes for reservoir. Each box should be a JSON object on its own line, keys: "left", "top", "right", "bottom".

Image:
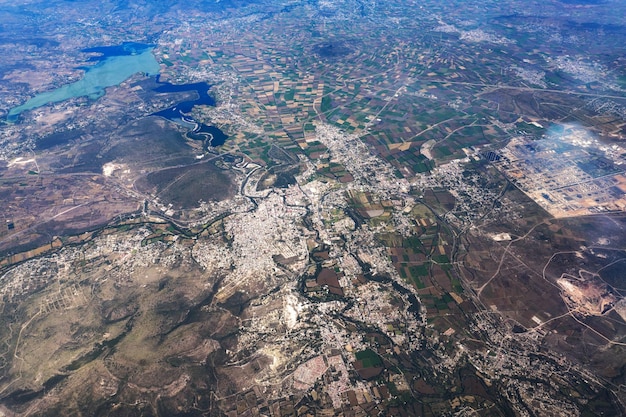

{"left": 8, "top": 42, "right": 228, "bottom": 148}
{"left": 7, "top": 44, "right": 160, "bottom": 121}
{"left": 152, "top": 77, "right": 228, "bottom": 148}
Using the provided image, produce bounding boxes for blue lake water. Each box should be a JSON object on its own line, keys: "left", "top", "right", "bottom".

{"left": 7, "top": 46, "right": 160, "bottom": 121}
{"left": 8, "top": 42, "right": 228, "bottom": 148}
{"left": 152, "top": 78, "right": 228, "bottom": 148}
{"left": 81, "top": 42, "right": 156, "bottom": 63}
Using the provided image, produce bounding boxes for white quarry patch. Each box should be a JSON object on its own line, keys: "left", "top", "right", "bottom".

{"left": 102, "top": 162, "right": 125, "bottom": 177}
{"left": 557, "top": 277, "right": 618, "bottom": 316}
{"left": 420, "top": 139, "right": 436, "bottom": 160}
{"left": 596, "top": 237, "right": 610, "bottom": 246}
{"left": 491, "top": 233, "right": 512, "bottom": 242}
{"left": 283, "top": 294, "right": 302, "bottom": 329}
{"left": 261, "top": 348, "right": 286, "bottom": 373}
{"left": 8, "top": 157, "right": 35, "bottom": 167}
{"left": 557, "top": 279, "right": 581, "bottom": 297}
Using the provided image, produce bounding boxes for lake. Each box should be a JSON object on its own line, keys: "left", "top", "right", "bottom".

{"left": 7, "top": 45, "right": 160, "bottom": 121}
{"left": 152, "top": 77, "right": 228, "bottom": 148}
